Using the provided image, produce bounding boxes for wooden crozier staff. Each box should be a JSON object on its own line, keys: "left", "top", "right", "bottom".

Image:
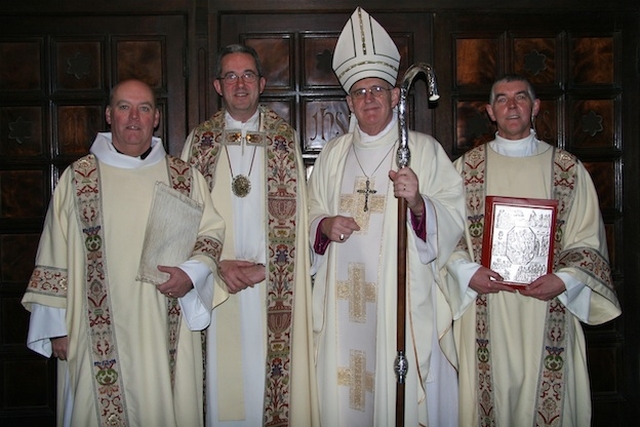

{"left": 394, "top": 63, "right": 440, "bottom": 427}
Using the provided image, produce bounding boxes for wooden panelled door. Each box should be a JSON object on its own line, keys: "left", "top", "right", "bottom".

{"left": 0, "top": 5, "right": 636, "bottom": 426}
{"left": 216, "top": 11, "right": 441, "bottom": 173}
{"left": 215, "top": 8, "right": 635, "bottom": 426}
{"left": 438, "top": 12, "right": 629, "bottom": 425}
{"left": 0, "top": 13, "right": 187, "bottom": 426}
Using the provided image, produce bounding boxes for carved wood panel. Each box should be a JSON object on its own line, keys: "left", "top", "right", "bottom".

{"left": 0, "top": 3, "right": 637, "bottom": 426}
{"left": 216, "top": 12, "right": 436, "bottom": 168}
{"left": 0, "top": 13, "right": 187, "bottom": 426}
{"left": 217, "top": 9, "right": 638, "bottom": 424}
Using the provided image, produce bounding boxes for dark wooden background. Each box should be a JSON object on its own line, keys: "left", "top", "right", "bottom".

{"left": 0, "top": 0, "right": 638, "bottom": 425}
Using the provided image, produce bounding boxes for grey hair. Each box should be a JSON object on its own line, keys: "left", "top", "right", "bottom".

{"left": 489, "top": 74, "right": 537, "bottom": 104}
{"left": 214, "top": 44, "right": 264, "bottom": 78}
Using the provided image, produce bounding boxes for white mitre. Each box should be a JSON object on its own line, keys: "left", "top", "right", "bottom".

{"left": 332, "top": 6, "right": 401, "bottom": 93}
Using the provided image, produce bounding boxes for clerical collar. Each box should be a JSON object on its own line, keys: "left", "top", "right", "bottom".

{"left": 357, "top": 114, "right": 398, "bottom": 144}
{"left": 489, "top": 130, "right": 539, "bottom": 157}
{"left": 90, "top": 132, "right": 166, "bottom": 169}
{"left": 225, "top": 109, "right": 261, "bottom": 133}
{"left": 113, "top": 143, "right": 154, "bottom": 159}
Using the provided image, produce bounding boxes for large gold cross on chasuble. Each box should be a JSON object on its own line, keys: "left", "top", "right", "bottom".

{"left": 337, "top": 262, "right": 377, "bottom": 323}
{"left": 337, "top": 350, "right": 375, "bottom": 411}
{"left": 340, "top": 176, "right": 386, "bottom": 234}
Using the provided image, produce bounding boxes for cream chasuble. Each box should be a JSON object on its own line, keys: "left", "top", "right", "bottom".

{"left": 22, "top": 133, "right": 225, "bottom": 427}
{"left": 336, "top": 128, "right": 394, "bottom": 426}
{"left": 309, "top": 124, "right": 466, "bottom": 427}
{"left": 183, "top": 106, "right": 319, "bottom": 427}
{"left": 446, "top": 136, "right": 621, "bottom": 427}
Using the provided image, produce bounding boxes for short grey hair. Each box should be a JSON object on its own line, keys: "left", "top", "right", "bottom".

{"left": 489, "top": 74, "right": 536, "bottom": 104}
{"left": 214, "top": 44, "right": 264, "bottom": 78}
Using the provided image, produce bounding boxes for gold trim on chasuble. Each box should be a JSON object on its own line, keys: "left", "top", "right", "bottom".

{"left": 340, "top": 176, "right": 386, "bottom": 233}
{"left": 336, "top": 262, "right": 377, "bottom": 324}
{"left": 337, "top": 350, "right": 375, "bottom": 411}
{"left": 221, "top": 129, "right": 266, "bottom": 147}
{"left": 336, "top": 170, "right": 386, "bottom": 412}
{"left": 336, "top": 264, "right": 377, "bottom": 412}
{"left": 71, "top": 154, "right": 192, "bottom": 426}
{"left": 458, "top": 145, "right": 579, "bottom": 426}
{"left": 187, "top": 106, "right": 299, "bottom": 426}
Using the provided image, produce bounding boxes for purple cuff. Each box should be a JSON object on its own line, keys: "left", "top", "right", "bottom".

{"left": 314, "top": 218, "right": 331, "bottom": 255}
{"left": 410, "top": 201, "right": 427, "bottom": 241}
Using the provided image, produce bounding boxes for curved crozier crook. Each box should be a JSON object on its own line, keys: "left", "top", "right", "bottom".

{"left": 396, "top": 63, "right": 440, "bottom": 169}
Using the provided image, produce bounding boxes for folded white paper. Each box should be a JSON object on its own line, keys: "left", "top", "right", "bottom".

{"left": 136, "top": 182, "right": 204, "bottom": 285}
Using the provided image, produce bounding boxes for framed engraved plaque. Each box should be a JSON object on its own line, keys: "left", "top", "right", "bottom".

{"left": 481, "top": 196, "right": 558, "bottom": 286}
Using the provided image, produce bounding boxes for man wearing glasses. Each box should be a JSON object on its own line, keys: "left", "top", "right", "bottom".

{"left": 182, "top": 44, "right": 319, "bottom": 427}
{"left": 307, "top": 7, "right": 465, "bottom": 427}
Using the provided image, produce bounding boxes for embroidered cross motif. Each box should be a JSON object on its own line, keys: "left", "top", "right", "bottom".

{"left": 337, "top": 262, "right": 376, "bottom": 323}
{"left": 340, "top": 176, "right": 386, "bottom": 234}
{"left": 337, "top": 350, "right": 375, "bottom": 411}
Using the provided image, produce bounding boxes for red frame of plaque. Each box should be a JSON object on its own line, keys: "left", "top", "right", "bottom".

{"left": 481, "top": 196, "right": 558, "bottom": 287}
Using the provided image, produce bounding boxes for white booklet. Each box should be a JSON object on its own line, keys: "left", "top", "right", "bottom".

{"left": 136, "top": 182, "right": 204, "bottom": 285}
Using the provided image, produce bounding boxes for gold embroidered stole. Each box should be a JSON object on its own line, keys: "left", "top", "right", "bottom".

{"left": 187, "top": 106, "right": 298, "bottom": 426}
{"left": 457, "top": 145, "right": 578, "bottom": 426}
{"left": 72, "top": 154, "right": 192, "bottom": 426}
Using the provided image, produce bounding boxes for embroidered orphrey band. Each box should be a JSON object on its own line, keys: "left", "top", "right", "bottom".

{"left": 72, "top": 154, "right": 192, "bottom": 425}
{"left": 73, "top": 155, "right": 129, "bottom": 426}
{"left": 187, "top": 106, "right": 298, "bottom": 426}
{"left": 458, "top": 146, "right": 577, "bottom": 426}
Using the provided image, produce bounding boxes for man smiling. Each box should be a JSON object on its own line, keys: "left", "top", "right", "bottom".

{"left": 308, "top": 7, "right": 465, "bottom": 426}
{"left": 106, "top": 80, "right": 160, "bottom": 155}
{"left": 447, "top": 74, "right": 621, "bottom": 426}
{"left": 22, "top": 79, "right": 225, "bottom": 426}
{"left": 182, "top": 44, "right": 318, "bottom": 427}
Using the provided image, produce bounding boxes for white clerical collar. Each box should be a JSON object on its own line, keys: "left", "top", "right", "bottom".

{"left": 357, "top": 114, "right": 398, "bottom": 144}
{"left": 90, "top": 132, "right": 166, "bottom": 168}
{"left": 224, "top": 109, "right": 260, "bottom": 133}
{"left": 489, "top": 130, "right": 540, "bottom": 157}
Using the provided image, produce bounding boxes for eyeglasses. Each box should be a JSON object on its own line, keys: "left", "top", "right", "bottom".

{"left": 219, "top": 71, "right": 259, "bottom": 84}
{"left": 349, "top": 85, "right": 392, "bottom": 100}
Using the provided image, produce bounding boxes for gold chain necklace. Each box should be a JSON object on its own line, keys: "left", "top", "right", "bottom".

{"left": 351, "top": 141, "right": 396, "bottom": 212}
{"left": 225, "top": 144, "right": 257, "bottom": 197}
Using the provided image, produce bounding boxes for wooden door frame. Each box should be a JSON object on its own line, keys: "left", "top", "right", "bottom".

{"left": 0, "top": 1, "right": 638, "bottom": 425}
{"left": 0, "top": 2, "right": 198, "bottom": 425}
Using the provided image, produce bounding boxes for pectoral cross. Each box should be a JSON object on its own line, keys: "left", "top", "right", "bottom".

{"left": 340, "top": 177, "right": 385, "bottom": 234}
{"left": 357, "top": 179, "right": 377, "bottom": 212}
